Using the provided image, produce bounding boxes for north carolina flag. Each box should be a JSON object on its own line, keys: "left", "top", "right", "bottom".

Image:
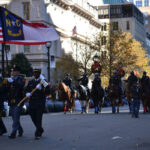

{"left": 0, "top": 6, "right": 59, "bottom": 45}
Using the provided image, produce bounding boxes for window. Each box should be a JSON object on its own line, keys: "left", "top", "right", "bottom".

{"left": 145, "top": 20, "right": 148, "bottom": 25}
{"left": 51, "top": 56, "right": 56, "bottom": 68}
{"left": 126, "top": 21, "right": 130, "bottom": 30}
{"left": 144, "top": 0, "right": 149, "bottom": 6}
{"left": 135, "top": 0, "right": 142, "bottom": 7}
{"left": 112, "top": 22, "right": 118, "bottom": 30}
{"left": 101, "top": 23, "right": 107, "bottom": 31}
{"left": 24, "top": 45, "right": 30, "bottom": 53}
{"left": 101, "top": 36, "right": 106, "bottom": 45}
{"left": 23, "top": 2, "right": 30, "bottom": 20}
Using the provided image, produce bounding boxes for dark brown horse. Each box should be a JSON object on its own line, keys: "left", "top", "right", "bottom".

{"left": 107, "top": 83, "right": 123, "bottom": 113}
{"left": 139, "top": 81, "right": 150, "bottom": 113}
{"left": 124, "top": 80, "right": 132, "bottom": 113}
{"left": 77, "top": 84, "right": 90, "bottom": 114}
{"left": 57, "top": 81, "right": 76, "bottom": 114}
{"left": 91, "top": 82, "right": 104, "bottom": 114}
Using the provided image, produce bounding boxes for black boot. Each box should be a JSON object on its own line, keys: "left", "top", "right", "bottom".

{"left": 8, "top": 133, "right": 16, "bottom": 139}
{"left": 0, "top": 129, "right": 7, "bottom": 136}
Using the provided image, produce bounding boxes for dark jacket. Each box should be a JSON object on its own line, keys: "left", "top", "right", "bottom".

{"left": 78, "top": 76, "right": 88, "bottom": 87}
{"left": 26, "top": 78, "right": 49, "bottom": 110}
{"left": 92, "top": 76, "right": 101, "bottom": 87}
{"left": 110, "top": 74, "right": 121, "bottom": 86}
{"left": 8, "top": 75, "right": 25, "bottom": 107}
{"left": 127, "top": 74, "right": 138, "bottom": 86}
{"left": 140, "top": 76, "right": 149, "bottom": 87}
{"left": 63, "top": 77, "right": 72, "bottom": 87}
{"left": 130, "top": 84, "right": 141, "bottom": 99}
{"left": 0, "top": 77, "right": 8, "bottom": 109}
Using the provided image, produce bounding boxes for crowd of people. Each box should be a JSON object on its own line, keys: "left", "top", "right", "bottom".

{"left": 0, "top": 65, "right": 149, "bottom": 140}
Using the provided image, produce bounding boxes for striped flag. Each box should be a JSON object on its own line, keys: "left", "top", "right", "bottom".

{"left": 0, "top": 16, "right": 4, "bottom": 43}
{"left": 0, "top": 6, "right": 59, "bottom": 45}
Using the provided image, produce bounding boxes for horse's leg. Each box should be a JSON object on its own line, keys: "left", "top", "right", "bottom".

{"left": 112, "top": 100, "right": 116, "bottom": 114}
{"left": 99, "top": 100, "right": 102, "bottom": 113}
{"left": 64, "top": 101, "right": 67, "bottom": 114}
{"left": 94, "top": 100, "right": 99, "bottom": 114}
{"left": 80, "top": 100, "right": 84, "bottom": 114}
{"left": 85, "top": 99, "right": 90, "bottom": 113}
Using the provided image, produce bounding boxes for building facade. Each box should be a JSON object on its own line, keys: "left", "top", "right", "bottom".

{"left": 0, "top": 0, "right": 101, "bottom": 82}
{"left": 97, "top": 3, "right": 146, "bottom": 48}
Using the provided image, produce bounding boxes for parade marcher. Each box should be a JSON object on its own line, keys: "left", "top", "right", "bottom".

{"left": 109, "top": 70, "right": 122, "bottom": 95}
{"left": 78, "top": 72, "right": 90, "bottom": 97}
{"left": 127, "top": 71, "right": 138, "bottom": 88}
{"left": 7, "top": 66, "right": 25, "bottom": 139}
{"left": 92, "top": 73, "right": 101, "bottom": 87}
{"left": 26, "top": 68, "right": 49, "bottom": 140}
{"left": 63, "top": 73, "right": 74, "bottom": 94}
{"left": 140, "top": 71, "right": 149, "bottom": 89}
{"left": 0, "top": 71, "right": 8, "bottom": 136}
{"left": 130, "top": 81, "right": 141, "bottom": 118}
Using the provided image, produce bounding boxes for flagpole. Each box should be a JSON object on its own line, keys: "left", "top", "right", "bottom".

{"left": 1, "top": 43, "right": 5, "bottom": 77}
{"left": 76, "top": 34, "right": 77, "bottom": 62}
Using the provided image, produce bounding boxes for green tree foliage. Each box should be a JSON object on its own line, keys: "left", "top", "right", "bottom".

{"left": 10, "top": 53, "right": 32, "bottom": 76}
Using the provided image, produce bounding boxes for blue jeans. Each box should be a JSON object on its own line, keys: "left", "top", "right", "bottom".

{"left": 10, "top": 106, "right": 23, "bottom": 134}
{"left": 131, "top": 98, "right": 140, "bottom": 117}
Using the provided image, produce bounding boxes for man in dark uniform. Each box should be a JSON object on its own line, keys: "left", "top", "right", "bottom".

{"left": 7, "top": 66, "right": 25, "bottom": 139}
{"left": 140, "top": 71, "right": 149, "bottom": 89}
{"left": 93, "top": 73, "right": 101, "bottom": 87}
{"left": 127, "top": 71, "right": 138, "bottom": 88}
{"left": 78, "top": 72, "right": 90, "bottom": 97}
{"left": 26, "top": 68, "right": 49, "bottom": 140}
{"left": 109, "top": 70, "right": 122, "bottom": 95}
{"left": 0, "top": 71, "right": 8, "bottom": 136}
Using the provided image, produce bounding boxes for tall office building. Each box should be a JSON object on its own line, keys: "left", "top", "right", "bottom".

{"left": 127, "top": 0, "right": 150, "bottom": 7}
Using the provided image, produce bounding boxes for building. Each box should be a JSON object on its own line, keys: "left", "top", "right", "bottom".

{"left": 97, "top": 3, "right": 146, "bottom": 48}
{"left": 0, "top": 0, "right": 101, "bottom": 82}
{"left": 127, "top": 0, "right": 150, "bottom": 7}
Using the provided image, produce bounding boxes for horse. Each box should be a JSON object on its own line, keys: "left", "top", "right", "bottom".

{"left": 124, "top": 80, "right": 133, "bottom": 113}
{"left": 91, "top": 82, "right": 104, "bottom": 114}
{"left": 77, "top": 84, "right": 90, "bottom": 114}
{"left": 139, "top": 80, "right": 150, "bottom": 113}
{"left": 107, "top": 83, "right": 123, "bottom": 113}
{"left": 57, "top": 81, "right": 76, "bottom": 114}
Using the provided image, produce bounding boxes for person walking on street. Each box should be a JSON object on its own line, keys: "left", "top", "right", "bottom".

{"left": 0, "top": 71, "right": 8, "bottom": 136}
{"left": 7, "top": 66, "right": 25, "bottom": 139}
{"left": 26, "top": 68, "right": 49, "bottom": 140}
{"left": 130, "top": 81, "right": 141, "bottom": 118}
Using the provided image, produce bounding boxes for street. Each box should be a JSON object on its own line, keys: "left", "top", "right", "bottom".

{"left": 0, "top": 106, "right": 150, "bottom": 150}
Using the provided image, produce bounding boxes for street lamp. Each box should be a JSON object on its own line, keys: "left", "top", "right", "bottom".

{"left": 46, "top": 41, "right": 52, "bottom": 82}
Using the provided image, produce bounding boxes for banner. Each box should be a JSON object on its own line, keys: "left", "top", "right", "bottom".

{"left": 0, "top": 6, "right": 59, "bottom": 45}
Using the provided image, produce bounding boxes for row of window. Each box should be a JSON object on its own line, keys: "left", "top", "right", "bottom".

{"left": 130, "top": 0, "right": 150, "bottom": 7}
{"left": 101, "top": 21, "right": 130, "bottom": 32}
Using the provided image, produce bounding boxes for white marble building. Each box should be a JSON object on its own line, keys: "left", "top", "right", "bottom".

{"left": 0, "top": 0, "right": 101, "bottom": 81}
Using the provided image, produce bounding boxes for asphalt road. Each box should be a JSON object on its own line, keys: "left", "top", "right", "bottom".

{"left": 0, "top": 106, "right": 150, "bottom": 150}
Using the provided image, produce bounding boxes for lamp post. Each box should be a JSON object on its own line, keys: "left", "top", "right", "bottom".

{"left": 46, "top": 41, "right": 52, "bottom": 82}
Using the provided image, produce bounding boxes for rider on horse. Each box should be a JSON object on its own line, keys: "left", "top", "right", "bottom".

{"left": 78, "top": 72, "right": 90, "bottom": 97}
{"left": 109, "top": 70, "right": 122, "bottom": 95}
{"left": 93, "top": 73, "right": 101, "bottom": 87}
{"left": 63, "top": 73, "right": 74, "bottom": 95}
{"left": 140, "top": 71, "right": 149, "bottom": 89}
{"left": 127, "top": 71, "right": 138, "bottom": 88}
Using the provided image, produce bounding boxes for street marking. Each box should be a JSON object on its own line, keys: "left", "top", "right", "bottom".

{"left": 112, "top": 136, "right": 123, "bottom": 140}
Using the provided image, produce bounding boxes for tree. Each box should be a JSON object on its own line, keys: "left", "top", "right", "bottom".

{"left": 93, "top": 24, "right": 150, "bottom": 86}
{"left": 53, "top": 53, "right": 80, "bottom": 84}
{"left": 10, "top": 53, "right": 32, "bottom": 76}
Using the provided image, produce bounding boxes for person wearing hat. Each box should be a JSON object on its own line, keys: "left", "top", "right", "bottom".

{"left": 25, "top": 68, "right": 49, "bottom": 140}
{"left": 7, "top": 66, "right": 25, "bottom": 139}
{"left": 0, "top": 69, "right": 8, "bottom": 136}
{"left": 127, "top": 71, "right": 138, "bottom": 88}
{"left": 140, "top": 71, "right": 149, "bottom": 89}
{"left": 92, "top": 73, "right": 101, "bottom": 88}
{"left": 78, "top": 72, "right": 90, "bottom": 97}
